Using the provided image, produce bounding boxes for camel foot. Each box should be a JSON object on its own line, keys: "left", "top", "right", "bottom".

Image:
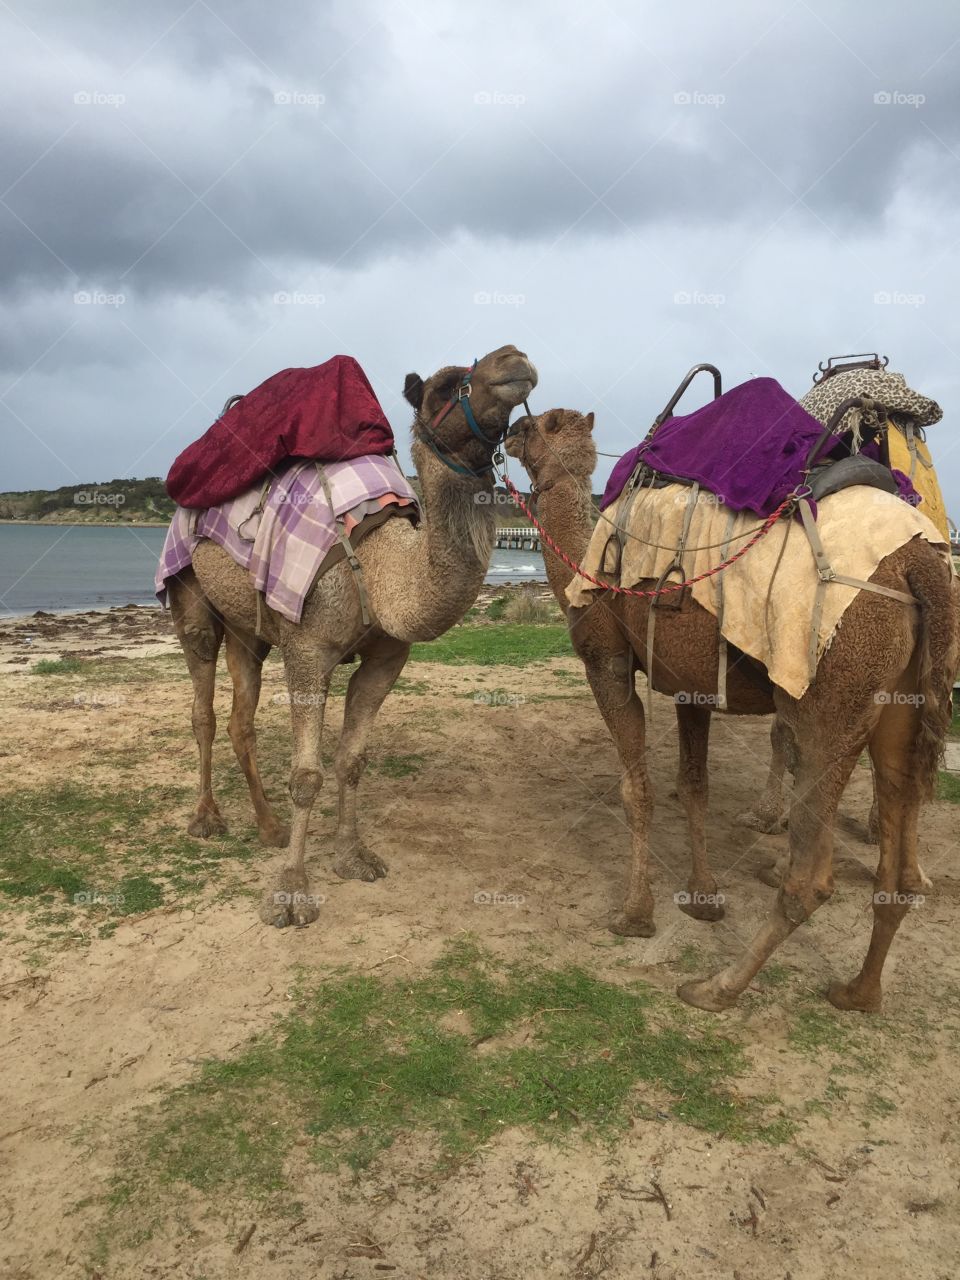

{"left": 825, "top": 980, "right": 882, "bottom": 1013}
{"left": 187, "top": 810, "right": 228, "bottom": 839}
{"left": 333, "top": 844, "right": 388, "bottom": 882}
{"left": 258, "top": 820, "right": 290, "bottom": 849}
{"left": 757, "top": 864, "right": 783, "bottom": 889}
{"left": 736, "top": 806, "right": 787, "bottom": 833}
{"left": 608, "top": 912, "right": 656, "bottom": 938}
{"left": 259, "top": 866, "right": 322, "bottom": 928}
{"left": 676, "top": 973, "right": 740, "bottom": 1012}
{"left": 676, "top": 892, "right": 725, "bottom": 922}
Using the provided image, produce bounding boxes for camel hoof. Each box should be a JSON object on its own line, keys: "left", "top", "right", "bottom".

{"left": 676, "top": 974, "right": 739, "bottom": 1012}
{"left": 825, "top": 980, "right": 881, "bottom": 1013}
{"left": 608, "top": 913, "right": 656, "bottom": 938}
{"left": 259, "top": 867, "right": 322, "bottom": 928}
{"left": 676, "top": 892, "right": 725, "bottom": 922}
{"left": 333, "top": 847, "right": 388, "bottom": 882}
{"left": 258, "top": 821, "right": 290, "bottom": 849}
{"left": 756, "top": 865, "right": 783, "bottom": 889}
{"left": 187, "top": 811, "right": 228, "bottom": 839}
{"left": 736, "top": 807, "right": 786, "bottom": 834}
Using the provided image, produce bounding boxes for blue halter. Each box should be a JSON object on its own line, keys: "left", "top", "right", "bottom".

{"left": 418, "top": 360, "right": 507, "bottom": 478}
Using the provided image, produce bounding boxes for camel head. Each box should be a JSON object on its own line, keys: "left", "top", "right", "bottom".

{"left": 505, "top": 408, "right": 596, "bottom": 491}
{"left": 403, "top": 345, "right": 538, "bottom": 479}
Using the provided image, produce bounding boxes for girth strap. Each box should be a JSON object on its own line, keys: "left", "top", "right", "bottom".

{"left": 797, "top": 498, "right": 917, "bottom": 684}
{"left": 714, "top": 508, "right": 738, "bottom": 711}
{"left": 644, "top": 482, "right": 701, "bottom": 723}
{"left": 317, "top": 468, "right": 373, "bottom": 628}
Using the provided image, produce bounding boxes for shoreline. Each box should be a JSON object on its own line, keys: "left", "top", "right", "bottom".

{"left": 0, "top": 519, "right": 169, "bottom": 528}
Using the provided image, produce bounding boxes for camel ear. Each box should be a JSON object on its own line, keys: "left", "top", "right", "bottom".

{"left": 584, "top": 412, "right": 595, "bottom": 432}
{"left": 541, "top": 409, "right": 564, "bottom": 433}
{"left": 403, "top": 373, "right": 424, "bottom": 410}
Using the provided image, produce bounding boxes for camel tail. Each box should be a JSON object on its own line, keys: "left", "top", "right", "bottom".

{"left": 907, "top": 550, "right": 960, "bottom": 799}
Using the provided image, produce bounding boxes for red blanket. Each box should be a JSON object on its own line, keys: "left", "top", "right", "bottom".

{"left": 166, "top": 355, "right": 395, "bottom": 509}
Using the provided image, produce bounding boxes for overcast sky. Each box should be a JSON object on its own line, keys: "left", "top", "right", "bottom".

{"left": 2, "top": 0, "right": 959, "bottom": 509}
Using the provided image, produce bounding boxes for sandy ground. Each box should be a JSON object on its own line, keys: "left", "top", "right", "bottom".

{"left": 1, "top": 606, "right": 959, "bottom": 1279}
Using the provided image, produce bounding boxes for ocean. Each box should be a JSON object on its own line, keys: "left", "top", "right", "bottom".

{"left": 0, "top": 524, "right": 547, "bottom": 616}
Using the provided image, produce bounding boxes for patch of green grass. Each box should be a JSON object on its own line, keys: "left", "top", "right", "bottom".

{"left": 937, "top": 772, "right": 960, "bottom": 803}
{"left": 373, "top": 753, "right": 425, "bottom": 778}
{"left": 31, "top": 656, "right": 86, "bottom": 675}
{"left": 410, "top": 623, "right": 571, "bottom": 667}
{"left": 486, "top": 596, "right": 508, "bottom": 620}
{"left": 0, "top": 782, "right": 257, "bottom": 947}
{"left": 99, "top": 940, "right": 793, "bottom": 1246}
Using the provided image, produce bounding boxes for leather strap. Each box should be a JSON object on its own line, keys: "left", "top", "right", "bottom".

{"left": 714, "top": 509, "right": 738, "bottom": 711}
{"left": 798, "top": 497, "right": 917, "bottom": 683}
{"left": 317, "top": 468, "right": 373, "bottom": 628}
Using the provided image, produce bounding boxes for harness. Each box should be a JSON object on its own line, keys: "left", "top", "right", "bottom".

{"left": 417, "top": 361, "right": 531, "bottom": 479}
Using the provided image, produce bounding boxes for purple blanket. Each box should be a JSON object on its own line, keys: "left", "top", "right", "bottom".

{"left": 600, "top": 376, "right": 918, "bottom": 514}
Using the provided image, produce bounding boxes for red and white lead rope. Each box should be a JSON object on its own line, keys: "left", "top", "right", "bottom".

{"left": 499, "top": 475, "right": 793, "bottom": 599}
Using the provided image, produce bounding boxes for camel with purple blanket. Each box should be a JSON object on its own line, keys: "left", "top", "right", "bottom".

{"left": 506, "top": 376, "right": 957, "bottom": 1013}
{"left": 161, "top": 346, "right": 537, "bottom": 928}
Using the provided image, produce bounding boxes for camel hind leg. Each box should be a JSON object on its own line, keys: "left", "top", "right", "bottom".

{"left": 827, "top": 684, "right": 926, "bottom": 1012}
{"left": 674, "top": 702, "right": 724, "bottom": 921}
{"left": 224, "top": 627, "right": 289, "bottom": 847}
{"left": 167, "top": 569, "right": 227, "bottom": 838}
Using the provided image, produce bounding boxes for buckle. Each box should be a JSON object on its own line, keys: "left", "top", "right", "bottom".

{"left": 457, "top": 381, "right": 472, "bottom": 401}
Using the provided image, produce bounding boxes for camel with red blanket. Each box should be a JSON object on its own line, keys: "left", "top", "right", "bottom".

{"left": 166, "top": 345, "right": 537, "bottom": 928}
{"left": 506, "top": 407, "right": 958, "bottom": 1012}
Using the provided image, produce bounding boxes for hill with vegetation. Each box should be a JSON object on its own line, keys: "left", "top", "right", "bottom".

{"left": 0, "top": 478, "right": 175, "bottom": 524}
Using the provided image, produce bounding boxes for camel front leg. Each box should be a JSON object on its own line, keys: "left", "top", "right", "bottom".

{"left": 739, "top": 716, "right": 790, "bottom": 836}
{"left": 259, "top": 646, "right": 335, "bottom": 928}
{"left": 674, "top": 701, "right": 724, "bottom": 921}
{"left": 333, "top": 640, "right": 411, "bottom": 881}
{"left": 576, "top": 652, "right": 656, "bottom": 936}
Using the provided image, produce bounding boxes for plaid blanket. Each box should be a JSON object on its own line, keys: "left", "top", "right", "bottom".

{"left": 156, "top": 454, "right": 418, "bottom": 622}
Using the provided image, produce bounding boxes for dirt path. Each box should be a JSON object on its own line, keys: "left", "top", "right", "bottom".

{"left": 1, "top": 610, "right": 958, "bottom": 1279}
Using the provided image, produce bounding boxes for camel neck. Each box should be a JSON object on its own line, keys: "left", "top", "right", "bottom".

{"left": 533, "top": 474, "right": 594, "bottom": 607}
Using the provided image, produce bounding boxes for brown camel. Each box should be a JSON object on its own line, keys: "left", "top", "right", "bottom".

{"left": 167, "top": 345, "right": 537, "bottom": 927}
{"left": 506, "top": 408, "right": 958, "bottom": 1011}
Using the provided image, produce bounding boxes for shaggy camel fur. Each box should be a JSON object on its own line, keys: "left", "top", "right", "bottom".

{"left": 507, "top": 408, "right": 959, "bottom": 1011}
{"left": 167, "top": 345, "right": 537, "bottom": 927}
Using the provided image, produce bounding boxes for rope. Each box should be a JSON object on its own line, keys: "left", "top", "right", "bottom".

{"left": 498, "top": 472, "right": 793, "bottom": 599}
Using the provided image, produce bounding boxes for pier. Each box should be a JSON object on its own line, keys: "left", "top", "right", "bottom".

{"left": 494, "top": 526, "right": 541, "bottom": 552}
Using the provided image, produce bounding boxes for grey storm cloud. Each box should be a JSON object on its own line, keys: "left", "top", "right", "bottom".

{"left": 2, "top": 0, "right": 960, "bottom": 511}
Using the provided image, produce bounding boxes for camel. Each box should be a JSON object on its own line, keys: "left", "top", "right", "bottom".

{"left": 166, "top": 345, "right": 537, "bottom": 927}
{"left": 506, "top": 408, "right": 958, "bottom": 1011}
